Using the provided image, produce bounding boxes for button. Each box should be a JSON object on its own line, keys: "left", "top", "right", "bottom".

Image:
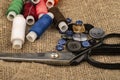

{"left": 80, "top": 33, "right": 88, "bottom": 41}
{"left": 81, "top": 41, "right": 91, "bottom": 48}
{"left": 72, "top": 25, "right": 86, "bottom": 33}
{"left": 66, "top": 18, "right": 72, "bottom": 23}
{"left": 61, "top": 34, "right": 73, "bottom": 40}
{"left": 89, "top": 39, "right": 97, "bottom": 45}
{"left": 89, "top": 28, "right": 105, "bottom": 39}
{"left": 76, "top": 20, "right": 83, "bottom": 25}
{"left": 56, "top": 44, "right": 64, "bottom": 51}
{"left": 58, "top": 39, "right": 67, "bottom": 45}
{"left": 73, "top": 33, "right": 81, "bottom": 41}
{"left": 66, "top": 30, "right": 73, "bottom": 36}
{"left": 84, "top": 24, "right": 94, "bottom": 33}
{"left": 66, "top": 41, "right": 82, "bottom": 52}
{"left": 73, "top": 33, "right": 88, "bottom": 41}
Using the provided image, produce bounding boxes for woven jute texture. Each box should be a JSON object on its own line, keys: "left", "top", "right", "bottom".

{"left": 0, "top": 0, "right": 120, "bottom": 80}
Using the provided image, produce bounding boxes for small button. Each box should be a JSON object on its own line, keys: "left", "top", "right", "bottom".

{"left": 66, "top": 30, "right": 73, "bottom": 36}
{"left": 66, "top": 18, "right": 72, "bottom": 23}
{"left": 58, "top": 39, "right": 67, "bottom": 45}
{"left": 56, "top": 44, "right": 64, "bottom": 51}
{"left": 81, "top": 41, "right": 91, "bottom": 48}
{"left": 89, "top": 28, "right": 105, "bottom": 39}
{"left": 66, "top": 41, "right": 82, "bottom": 52}
{"left": 89, "top": 39, "right": 97, "bottom": 45}
{"left": 76, "top": 20, "right": 83, "bottom": 25}
{"left": 61, "top": 34, "right": 73, "bottom": 40}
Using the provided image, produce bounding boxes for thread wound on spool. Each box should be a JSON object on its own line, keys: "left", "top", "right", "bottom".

{"left": 49, "top": 7, "right": 68, "bottom": 32}
{"left": 6, "top": 0, "right": 24, "bottom": 21}
{"left": 36, "top": 0, "right": 48, "bottom": 19}
{"left": 11, "top": 15, "right": 26, "bottom": 49}
{"left": 31, "top": 0, "right": 40, "bottom": 4}
{"left": 54, "top": 0, "right": 59, "bottom": 5}
{"left": 46, "top": 0, "right": 55, "bottom": 8}
{"left": 26, "top": 12, "right": 54, "bottom": 42}
{"left": 23, "top": 1, "right": 37, "bottom": 25}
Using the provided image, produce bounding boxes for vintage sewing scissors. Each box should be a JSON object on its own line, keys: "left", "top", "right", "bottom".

{"left": 0, "top": 33, "right": 119, "bottom": 69}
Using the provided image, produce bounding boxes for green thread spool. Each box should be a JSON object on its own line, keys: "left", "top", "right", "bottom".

{"left": 6, "top": 0, "right": 24, "bottom": 21}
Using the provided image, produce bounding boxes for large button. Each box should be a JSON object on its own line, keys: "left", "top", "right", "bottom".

{"left": 89, "top": 28, "right": 105, "bottom": 39}
{"left": 66, "top": 41, "right": 82, "bottom": 52}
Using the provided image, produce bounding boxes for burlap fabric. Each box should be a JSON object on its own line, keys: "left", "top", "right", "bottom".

{"left": 0, "top": 0, "right": 120, "bottom": 80}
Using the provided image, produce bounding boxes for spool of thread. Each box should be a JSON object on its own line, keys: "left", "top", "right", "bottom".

{"left": 31, "top": 0, "right": 40, "bottom": 4}
{"left": 6, "top": 0, "right": 24, "bottom": 21}
{"left": 46, "top": 0, "right": 55, "bottom": 8}
{"left": 46, "top": 0, "right": 59, "bottom": 8}
{"left": 23, "top": 1, "right": 37, "bottom": 25}
{"left": 36, "top": 0, "right": 48, "bottom": 19}
{"left": 54, "top": 0, "right": 59, "bottom": 5}
{"left": 11, "top": 15, "right": 26, "bottom": 49}
{"left": 49, "top": 7, "right": 68, "bottom": 32}
{"left": 26, "top": 12, "right": 54, "bottom": 42}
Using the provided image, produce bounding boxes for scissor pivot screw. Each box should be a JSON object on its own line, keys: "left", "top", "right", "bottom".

{"left": 51, "top": 53, "right": 59, "bottom": 59}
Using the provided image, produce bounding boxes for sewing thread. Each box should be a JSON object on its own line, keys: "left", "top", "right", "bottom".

{"left": 23, "top": 1, "right": 37, "bottom": 25}
{"left": 49, "top": 7, "right": 68, "bottom": 32}
{"left": 11, "top": 15, "right": 26, "bottom": 49}
{"left": 31, "top": 0, "right": 40, "bottom": 4}
{"left": 26, "top": 12, "right": 54, "bottom": 42}
{"left": 36, "top": 0, "right": 48, "bottom": 18}
{"left": 6, "top": 0, "right": 24, "bottom": 21}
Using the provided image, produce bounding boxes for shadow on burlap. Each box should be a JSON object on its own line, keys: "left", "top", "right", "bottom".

{"left": 0, "top": 0, "right": 120, "bottom": 80}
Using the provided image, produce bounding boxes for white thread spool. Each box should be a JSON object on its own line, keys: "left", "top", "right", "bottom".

{"left": 26, "top": 15, "right": 35, "bottom": 25}
{"left": 26, "top": 12, "right": 54, "bottom": 42}
{"left": 7, "top": 11, "right": 17, "bottom": 21}
{"left": 11, "top": 15, "right": 26, "bottom": 49}
{"left": 31, "top": 0, "right": 40, "bottom": 4}
{"left": 58, "top": 21, "right": 68, "bottom": 32}
{"left": 46, "top": 0, "right": 55, "bottom": 8}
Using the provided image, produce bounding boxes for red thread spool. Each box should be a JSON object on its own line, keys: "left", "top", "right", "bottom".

{"left": 36, "top": 0, "right": 48, "bottom": 18}
{"left": 23, "top": 1, "right": 37, "bottom": 25}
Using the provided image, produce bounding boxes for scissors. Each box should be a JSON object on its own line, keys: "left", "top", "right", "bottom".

{"left": 0, "top": 33, "right": 119, "bottom": 69}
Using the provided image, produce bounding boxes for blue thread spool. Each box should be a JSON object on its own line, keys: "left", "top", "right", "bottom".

{"left": 56, "top": 44, "right": 64, "bottom": 51}
{"left": 81, "top": 41, "right": 91, "bottom": 48}
{"left": 26, "top": 12, "right": 54, "bottom": 42}
{"left": 58, "top": 39, "right": 66, "bottom": 45}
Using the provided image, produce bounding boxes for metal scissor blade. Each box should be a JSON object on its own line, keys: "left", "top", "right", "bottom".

{"left": 0, "top": 52, "right": 76, "bottom": 66}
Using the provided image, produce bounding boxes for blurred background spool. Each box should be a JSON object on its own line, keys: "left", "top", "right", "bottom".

{"left": 11, "top": 15, "right": 26, "bottom": 49}
{"left": 6, "top": 0, "right": 24, "bottom": 21}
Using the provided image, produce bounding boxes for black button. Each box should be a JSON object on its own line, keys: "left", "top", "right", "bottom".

{"left": 66, "top": 41, "right": 82, "bottom": 52}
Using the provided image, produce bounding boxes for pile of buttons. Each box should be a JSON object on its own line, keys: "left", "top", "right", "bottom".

{"left": 56, "top": 18, "right": 105, "bottom": 53}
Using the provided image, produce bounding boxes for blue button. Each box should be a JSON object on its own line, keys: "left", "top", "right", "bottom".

{"left": 76, "top": 20, "right": 83, "bottom": 25}
{"left": 66, "top": 18, "right": 72, "bottom": 23}
{"left": 56, "top": 44, "right": 64, "bottom": 51}
{"left": 58, "top": 39, "right": 67, "bottom": 45}
{"left": 66, "top": 30, "right": 73, "bottom": 36}
{"left": 82, "top": 41, "right": 91, "bottom": 48}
